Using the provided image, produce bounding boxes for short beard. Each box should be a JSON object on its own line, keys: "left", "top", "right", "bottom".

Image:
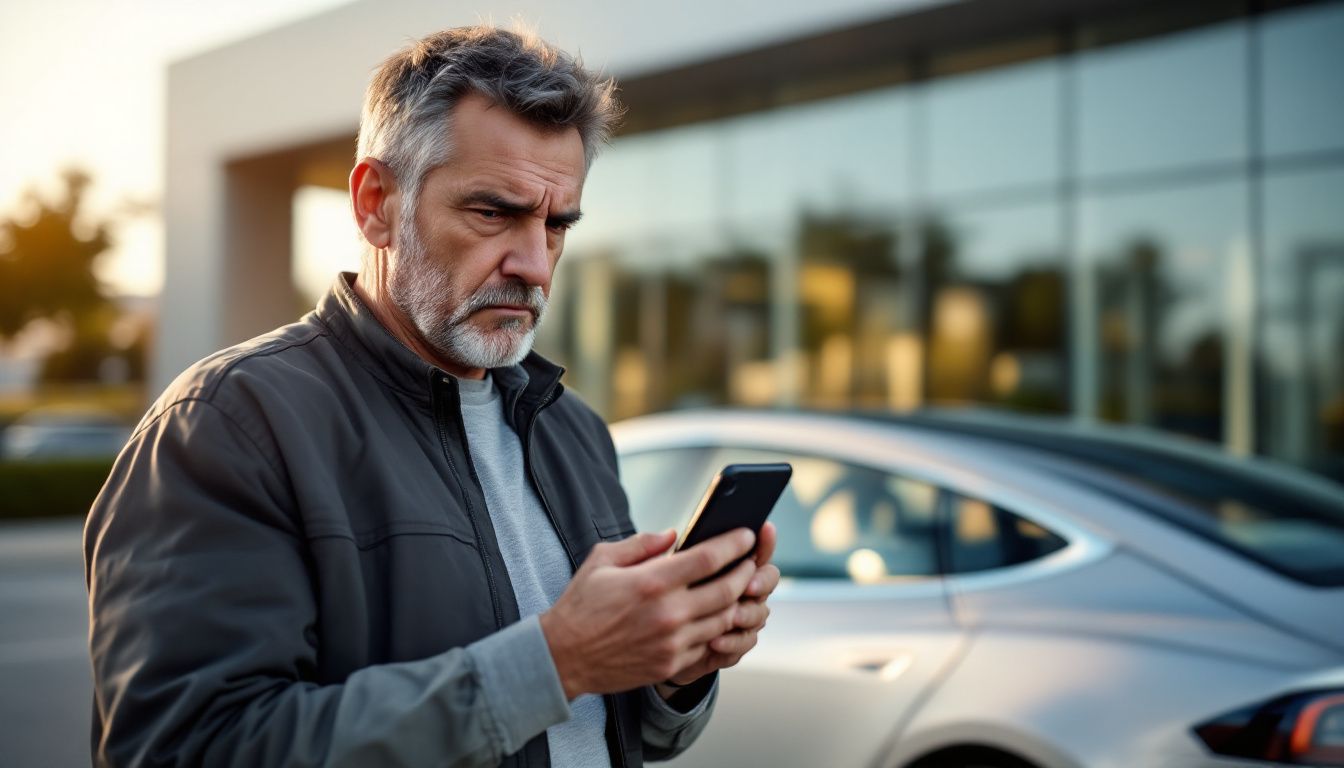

{"left": 388, "top": 213, "right": 548, "bottom": 371}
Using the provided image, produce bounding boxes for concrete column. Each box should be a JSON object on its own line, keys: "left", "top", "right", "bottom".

{"left": 222, "top": 158, "right": 300, "bottom": 347}
{"left": 154, "top": 152, "right": 226, "bottom": 394}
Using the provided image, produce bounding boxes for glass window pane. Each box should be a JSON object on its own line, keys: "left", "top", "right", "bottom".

{"left": 926, "top": 58, "right": 1062, "bottom": 198}
{"left": 692, "top": 447, "right": 941, "bottom": 582}
{"left": 727, "top": 87, "right": 911, "bottom": 223}
{"left": 1079, "top": 180, "right": 1250, "bottom": 445}
{"left": 570, "top": 133, "right": 657, "bottom": 248}
{"left": 1261, "top": 2, "right": 1344, "bottom": 158}
{"left": 575, "top": 123, "right": 724, "bottom": 250}
{"left": 1260, "top": 167, "right": 1344, "bottom": 483}
{"left": 923, "top": 202, "right": 1068, "bottom": 411}
{"left": 794, "top": 214, "right": 908, "bottom": 409}
{"left": 1077, "top": 21, "right": 1248, "bottom": 178}
{"left": 948, "top": 495, "right": 1066, "bottom": 574}
{"left": 645, "top": 123, "right": 724, "bottom": 231}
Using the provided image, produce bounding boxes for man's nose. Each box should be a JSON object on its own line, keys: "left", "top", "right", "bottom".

{"left": 501, "top": 219, "right": 553, "bottom": 286}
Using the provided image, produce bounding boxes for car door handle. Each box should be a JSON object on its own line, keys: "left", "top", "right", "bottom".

{"left": 851, "top": 652, "right": 914, "bottom": 681}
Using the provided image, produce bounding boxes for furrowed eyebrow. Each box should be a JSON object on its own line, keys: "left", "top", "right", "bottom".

{"left": 460, "top": 190, "right": 581, "bottom": 228}
{"left": 460, "top": 191, "right": 536, "bottom": 215}
{"left": 548, "top": 210, "right": 583, "bottom": 228}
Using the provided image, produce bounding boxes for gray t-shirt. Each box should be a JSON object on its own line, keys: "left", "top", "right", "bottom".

{"left": 457, "top": 374, "right": 611, "bottom": 768}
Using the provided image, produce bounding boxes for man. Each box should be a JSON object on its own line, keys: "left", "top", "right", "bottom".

{"left": 85, "top": 26, "right": 779, "bottom": 767}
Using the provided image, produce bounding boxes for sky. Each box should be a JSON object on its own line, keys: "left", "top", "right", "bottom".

{"left": 0, "top": 0, "right": 356, "bottom": 298}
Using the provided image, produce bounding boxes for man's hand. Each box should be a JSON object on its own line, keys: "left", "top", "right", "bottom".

{"left": 539, "top": 527, "right": 758, "bottom": 700}
{"left": 654, "top": 521, "right": 780, "bottom": 699}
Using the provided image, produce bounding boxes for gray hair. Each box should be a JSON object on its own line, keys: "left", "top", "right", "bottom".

{"left": 357, "top": 26, "right": 622, "bottom": 222}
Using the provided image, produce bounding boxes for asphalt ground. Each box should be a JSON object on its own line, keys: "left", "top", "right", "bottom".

{"left": 0, "top": 519, "right": 92, "bottom": 767}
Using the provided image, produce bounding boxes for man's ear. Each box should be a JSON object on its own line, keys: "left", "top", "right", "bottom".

{"left": 350, "top": 158, "right": 398, "bottom": 249}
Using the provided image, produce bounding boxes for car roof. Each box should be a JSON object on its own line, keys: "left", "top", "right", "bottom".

{"left": 870, "top": 406, "right": 1344, "bottom": 504}
{"left": 612, "top": 408, "right": 1073, "bottom": 498}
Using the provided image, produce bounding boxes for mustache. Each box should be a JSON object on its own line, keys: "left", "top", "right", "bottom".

{"left": 453, "top": 282, "right": 547, "bottom": 323}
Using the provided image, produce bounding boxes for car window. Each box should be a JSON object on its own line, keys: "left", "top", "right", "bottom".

{"left": 705, "top": 447, "right": 941, "bottom": 583}
{"left": 947, "top": 494, "right": 1067, "bottom": 574}
{"left": 618, "top": 447, "right": 719, "bottom": 535}
{"left": 899, "top": 416, "right": 1344, "bottom": 586}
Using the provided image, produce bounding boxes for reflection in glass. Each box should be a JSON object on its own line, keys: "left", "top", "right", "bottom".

{"left": 600, "top": 233, "right": 773, "bottom": 419}
{"left": 711, "top": 447, "right": 940, "bottom": 582}
{"left": 1077, "top": 20, "right": 1247, "bottom": 178}
{"left": 796, "top": 212, "right": 906, "bottom": 409}
{"left": 1261, "top": 2, "right": 1344, "bottom": 158}
{"left": 947, "top": 494, "right": 1066, "bottom": 574}
{"left": 1261, "top": 169, "right": 1344, "bottom": 482}
{"left": 1079, "top": 181, "right": 1250, "bottom": 445}
{"left": 547, "top": 2, "right": 1344, "bottom": 485}
{"left": 923, "top": 203, "right": 1067, "bottom": 411}
{"left": 926, "top": 58, "right": 1062, "bottom": 198}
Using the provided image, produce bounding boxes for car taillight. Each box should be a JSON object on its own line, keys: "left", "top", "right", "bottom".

{"left": 1195, "top": 688, "right": 1344, "bottom": 766}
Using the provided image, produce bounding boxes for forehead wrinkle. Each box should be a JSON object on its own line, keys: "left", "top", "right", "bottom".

{"left": 457, "top": 165, "right": 581, "bottom": 213}
{"left": 473, "top": 155, "right": 582, "bottom": 191}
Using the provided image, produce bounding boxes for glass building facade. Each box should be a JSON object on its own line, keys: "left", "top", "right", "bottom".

{"left": 534, "top": 0, "right": 1344, "bottom": 483}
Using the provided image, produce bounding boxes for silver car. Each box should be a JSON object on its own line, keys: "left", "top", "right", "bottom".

{"left": 611, "top": 410, "right": 1344, "bottom": 768}
{"left": 2, "top": 409, "right": 132, "bottom": 460}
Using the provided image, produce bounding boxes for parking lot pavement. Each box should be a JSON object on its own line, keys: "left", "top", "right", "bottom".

{"left": 0, "top": 519, "right": 92, "bottom": 767}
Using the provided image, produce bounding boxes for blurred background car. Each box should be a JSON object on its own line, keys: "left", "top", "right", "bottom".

{"left": 1, "top": 409, "right": 131, "bottom": 461}
{"left": 612, "top": 409, "right": 1344, "bottom": 768}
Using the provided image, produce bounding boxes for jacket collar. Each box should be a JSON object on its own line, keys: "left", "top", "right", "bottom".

{"left": 318, "top": 272, "right": 565, "bottom": 418}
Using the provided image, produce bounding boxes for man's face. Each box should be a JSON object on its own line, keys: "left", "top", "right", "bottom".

{"left": 389, "top": 92, "right": 586, "bottom": 371}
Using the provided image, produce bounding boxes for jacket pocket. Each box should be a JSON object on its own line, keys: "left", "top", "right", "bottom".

{"left": 305, "top": 513, "right": 480, "bottom": 551}
{"left": 592, "top": 516, "right": 636, "bottom": 542}
{"left": 350, "top": 520, "right": 479, "bottom": 550}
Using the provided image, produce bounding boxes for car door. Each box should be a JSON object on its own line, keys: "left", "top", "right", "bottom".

{"left": 619, "top": 445, "right": 968, "bottom": 767}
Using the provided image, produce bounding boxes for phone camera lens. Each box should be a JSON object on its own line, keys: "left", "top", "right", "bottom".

{"left": 720, "top": 480, "right": 737, "bottom": 496}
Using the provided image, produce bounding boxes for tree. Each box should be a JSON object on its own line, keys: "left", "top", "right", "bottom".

{"left": 0, "top": 169, "right": 132, "bottom": 382}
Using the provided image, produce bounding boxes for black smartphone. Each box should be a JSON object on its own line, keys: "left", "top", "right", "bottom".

{"left": 674, "top": 462, "right": 792, "bottom": 582}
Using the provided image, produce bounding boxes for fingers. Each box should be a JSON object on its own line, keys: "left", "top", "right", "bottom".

{"left": 744, "top": 563, "right": 780, "bottom": 599}
{"left": 732, "top": 599, "right": 769, "bottom": 630}
{"left": 709, "top": 629, "right": 759, "bottom": 657}
{"left": 648, "top": 527, "right": 755, "bottom": 588}
{"left": 754, "top": 522, "right": 777, "bottom": 567}
{"left": 682, "top": 557, "right": 756, "bottom": 619}
{"left": 670, "top": 644, "right": 709, "bottom": 683}
{"left": 591, "top": 529, "right": 676, "bottom": 567}
{"left": 680, "top": 605, "right": 739, "bottom": 647}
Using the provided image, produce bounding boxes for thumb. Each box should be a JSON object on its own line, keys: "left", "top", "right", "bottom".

{"left": 594, "top": 529, "right": 677, "bottom": 567}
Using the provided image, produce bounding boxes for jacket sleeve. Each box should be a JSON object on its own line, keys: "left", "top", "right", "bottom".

{"left": 640, "top": 675, "right": 719, "bottom": 761}
{"left": 85, "top": 397, "right": 570, "bottom": 768}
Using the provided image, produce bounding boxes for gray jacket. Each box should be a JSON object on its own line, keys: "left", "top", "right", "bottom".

{"left": 85, "top": 274, "right": 715, "bottom": 767}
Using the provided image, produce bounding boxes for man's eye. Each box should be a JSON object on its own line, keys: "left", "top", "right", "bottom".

{"left": 475, "top": 209, "right": 501, "bottom": 220}
{"left": 548, "top": 221, "right": 573, "bottom": 233}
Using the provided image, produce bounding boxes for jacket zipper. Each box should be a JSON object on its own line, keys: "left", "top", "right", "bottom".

{"left": 434, "top": 377, "right": 506, "bottom": 630}
{"left": 521, "top": 390, "right": 632, "bottom": 767}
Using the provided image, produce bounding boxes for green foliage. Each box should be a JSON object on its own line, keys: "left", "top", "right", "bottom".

{"left": 0, "top": 458, "right": 113, "bottom": 519}
{"left": 0, "top": 168, "right": 149, "bottom": 385}
{"left": 0, "top": 169, "right": 114, "bottom": 337}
